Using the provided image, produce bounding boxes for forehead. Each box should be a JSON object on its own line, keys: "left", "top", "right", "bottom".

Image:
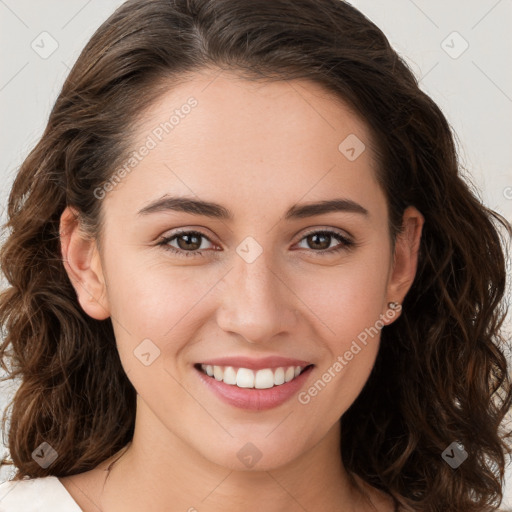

{"left": 103, "top": 70, "right": 384, "bottom": 219}
{"left": 138, "top": 69, "right": 372, "bottom": 150}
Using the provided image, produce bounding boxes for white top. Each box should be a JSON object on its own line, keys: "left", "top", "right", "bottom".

{"left": 2, "top": 475, "right": 510, "bottom": 512}
{"left": 0, "top": 476, "right": 82, "bottom": 512}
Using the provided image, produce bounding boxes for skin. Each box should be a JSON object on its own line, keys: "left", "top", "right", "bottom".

{"left": 59, "top": 69, "right": 423, "bottom": 512}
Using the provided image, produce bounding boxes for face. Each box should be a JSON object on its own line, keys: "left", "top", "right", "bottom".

{"left": 61, "top": 69, "right": 423, "bottom": 472}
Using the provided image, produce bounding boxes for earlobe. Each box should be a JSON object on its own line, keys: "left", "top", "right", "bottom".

{"left": 383, "top": 206, "right": 424, "bottom": 324}
{"left": 59, "top": 206, "right": 110, "bottom": 320}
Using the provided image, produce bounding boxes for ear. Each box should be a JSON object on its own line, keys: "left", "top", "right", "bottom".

{"left": 59, "top": 206, "right": 110, "bottom": 320}
{"left": 382, "top": 206, "right": 424, "bottom": 324}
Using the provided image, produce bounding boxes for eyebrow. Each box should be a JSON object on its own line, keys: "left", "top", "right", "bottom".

{"left": 137, "top": 195, "right": 369, "bottom": 220}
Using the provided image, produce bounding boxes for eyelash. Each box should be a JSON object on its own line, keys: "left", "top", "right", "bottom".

{"left": 156, "top": 229, "right": 355, "bottom": 258}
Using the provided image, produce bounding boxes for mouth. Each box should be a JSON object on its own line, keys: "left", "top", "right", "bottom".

{"left": 194, "top": 363, "right": 314, "bottom": 390}
{"left": 194, "top": 358, "right": 315, "bottom": 411}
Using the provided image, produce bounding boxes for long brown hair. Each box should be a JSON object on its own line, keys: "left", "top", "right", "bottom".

{"left": 1, "top": 1, "right": 511, "bottom": 510}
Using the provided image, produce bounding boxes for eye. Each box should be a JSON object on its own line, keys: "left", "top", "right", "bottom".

{"left": 157, "top": 230, "right": 216, "bottom": 258}
{"left": 295, "top": 229, "right": 354, "bottom": 254}
{"left": 157, "top": 228, "right": 355, "bottom": 258}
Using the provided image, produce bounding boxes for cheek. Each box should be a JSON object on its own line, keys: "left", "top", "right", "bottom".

{"left": 101, "top": 252, "right": 214, "bottom": 380}
{"left": 292, "top": 250, "right": 390, "bottom": 415}
{"left": 104, "top": 249, "right": 209, "bottom": 333}
{"left": 296, "top": 294, "right": 384, "bottom": 431}
{"left": 294, "top": 247, "right": 391, "bottom": 341}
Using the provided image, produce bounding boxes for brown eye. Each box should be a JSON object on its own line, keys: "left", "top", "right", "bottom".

{"left": 174, "top": 232, "right": 203, "bottom": 251}
{"left": 305, "top": 232, "right": 333, "bottom": 250}
{"left": 158, "top": 230, "right": 214, "bottom": 257}
{"left": 297, "top": 230, "right": 353, "bottom": 253}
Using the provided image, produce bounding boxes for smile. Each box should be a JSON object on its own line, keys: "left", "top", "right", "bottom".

{"left": 197, "top": 364, "right": 312, "bottom": 389}
{"left": 194, "top": 356, "right": 315, "bottom": 410}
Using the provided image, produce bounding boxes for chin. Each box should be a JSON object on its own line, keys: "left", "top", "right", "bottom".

{"left": 193, "top": 434, "right": 311, "bottom": 472}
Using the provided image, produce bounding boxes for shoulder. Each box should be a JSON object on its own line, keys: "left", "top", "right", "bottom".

{"left": 0, "top": 476, "right": 82, "bottom": 512}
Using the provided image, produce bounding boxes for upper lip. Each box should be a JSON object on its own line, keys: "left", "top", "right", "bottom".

{"left": 196, "top": 356, "right": 314, "bottom": 371}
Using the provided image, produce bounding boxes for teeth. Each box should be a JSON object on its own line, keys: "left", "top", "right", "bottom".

{"left": 223, "top": 366, "right": 237, "bottom": 385}
{"left": 254, "top": 369, "right": 274, "bottom": 389}
{"left": 236, "top": 367, "right": 254, "bottom": 388}
{"left": 213, "top": 365, "right": 223, "bottom": 381}
{"left": 285, "top": 366, "right": 295, "bottom": 382}
{"left": 200, "top": 364, "right": 308, "bottom": 389}
{"left": 274, "top": 367, "right": 285, "bottom": 385}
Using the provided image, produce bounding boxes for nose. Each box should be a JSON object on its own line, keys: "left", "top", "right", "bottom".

{"left": 216, "top": 248, "right": 299, "bottom": 345}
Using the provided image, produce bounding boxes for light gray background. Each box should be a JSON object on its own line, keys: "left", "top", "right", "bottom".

{"left": 0, "top": 0, "right": 511, "bottom": 506}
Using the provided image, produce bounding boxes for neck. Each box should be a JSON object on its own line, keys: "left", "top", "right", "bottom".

{"left": 98, "top": 401, "right": 375, "bottom": 512}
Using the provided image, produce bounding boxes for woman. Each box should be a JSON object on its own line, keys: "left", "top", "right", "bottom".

{"left": 0, "top": 0, "right": 511, "bottom": 511}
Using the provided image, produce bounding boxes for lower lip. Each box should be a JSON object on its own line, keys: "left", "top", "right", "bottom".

{"left": 195, "top": 365, "right": 314, "bottom": 411}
